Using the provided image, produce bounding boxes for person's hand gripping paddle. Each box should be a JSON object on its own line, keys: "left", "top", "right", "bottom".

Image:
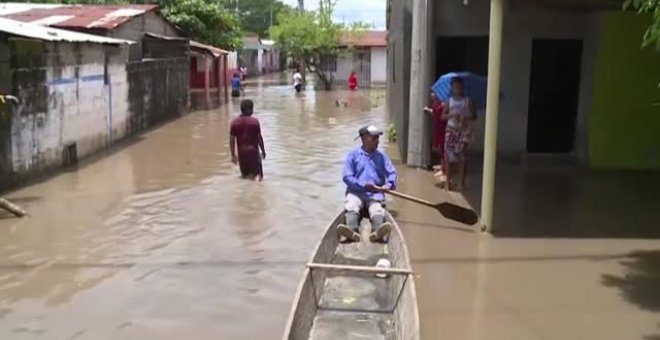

{"left": 378, "top": 187, "right": 479, "bottom": 225}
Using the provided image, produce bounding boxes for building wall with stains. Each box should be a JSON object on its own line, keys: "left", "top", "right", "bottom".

{"left": 4, "top": 38, "right": 129, "bottom": 184}
{"left": 108, "top": 11, "right": 181, "bottom": 60}
{"left": 0, "top": 34, "right": 189, "bottom": 190}
{"left": 126, "top": 56, "right": 189, "bottom": 134}
{"left": 0, "top": 36, "right": 12, "bottom": 177}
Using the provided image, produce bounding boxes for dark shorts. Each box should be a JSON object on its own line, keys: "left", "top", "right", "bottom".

{"left": 231, "top": 89, "right": 241, "bottom": 97}
{"left": 294, "top": 84, "right": 302, "bottom": 92}
{"left": 238, "top": 154, "right": 263, "bottom": 178}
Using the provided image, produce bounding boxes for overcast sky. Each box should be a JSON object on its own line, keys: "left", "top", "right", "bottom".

{"left": 280, "top": 0, "right": 386, "bottom": 29}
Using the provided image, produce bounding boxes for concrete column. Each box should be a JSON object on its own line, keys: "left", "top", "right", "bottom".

{"left": 204, "top": 57, "right": 211, "bottom": 110}
{"left": 406, "top": 0, "right": 429, "bottom": 166}
{"left": 480, "top": 0, "right": 505, "bottom": 233}
{"left": 220, "top": 54, "right": 224, "bottom": 106}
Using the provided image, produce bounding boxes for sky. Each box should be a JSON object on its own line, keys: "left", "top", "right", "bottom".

{"left": 281, "top": 0, "right": 387, "bottom": 29}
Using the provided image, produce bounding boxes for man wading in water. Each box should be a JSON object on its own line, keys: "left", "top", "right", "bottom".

{"left": 229, "top": 99, "right": 266, "bottom": 181}
{"left": 337, "top": 125, "right": 398, "bottom": 243}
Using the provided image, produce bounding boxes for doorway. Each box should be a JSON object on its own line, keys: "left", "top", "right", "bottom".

{"left": 353, "top": 49, "right": 371, "bottom": 88}
{"left": 526, "top": 39, "right": 583, "bottom": 153}
{"left": 435, "top": 37, "right": 489, "bottom": 80}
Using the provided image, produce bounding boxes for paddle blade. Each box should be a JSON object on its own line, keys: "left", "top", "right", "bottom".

{"left": 436, "top": 202, "right": 479, "bottom": 225}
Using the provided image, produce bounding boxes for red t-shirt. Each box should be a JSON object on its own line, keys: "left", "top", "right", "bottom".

{"left": 230, "top": 115, "right": 261, "bottom": 158}
{"left": 431, "top": 99, "right": 447, "bottom": 149}
{"left": 348, "top": 74, "right": 358, "bottom": 88}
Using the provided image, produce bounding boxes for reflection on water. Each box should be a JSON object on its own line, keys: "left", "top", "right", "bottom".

{"left": 0, "top": 74, "right": 390, "bottom": 339}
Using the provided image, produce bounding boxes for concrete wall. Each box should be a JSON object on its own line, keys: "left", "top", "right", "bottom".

{"left": 371, "top": 47, "right": 387, "bottom": 84}
{"left": 0, "top": 36, "right": 12, "bottom": 177}
{"left": 431, "top": 0, "right": 598, "bottom": 158}
{"left": 386, "top": 0, "right": 413, "bottom": 162}
{"left": 335, "top": 53, "right": 354, "bottom": 85}
{"left": 0, "top": 34, "right": 189, "bottom": 189}
{"left": 589, "top": 12, "right": 660, "bottom": 170}
{"left": 108, "top": 11, "right": 181, "bottom": 60}
{"left": 126, "top": 57, "right": 189, "bottom": 134}
{"left": 388, "top": 0, "right": 607, "bottom": 164}
{"left": 3, "top": 37, "right": 129, "bottom": 183}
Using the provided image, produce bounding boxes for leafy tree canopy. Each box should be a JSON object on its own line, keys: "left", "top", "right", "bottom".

{"left": 624, "top": 0, "right": 660, "bottom": 50}
{"left": 269, "top": 0, "right": 370, "bottom": 89}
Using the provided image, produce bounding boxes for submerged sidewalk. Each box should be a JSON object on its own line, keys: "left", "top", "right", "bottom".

{"left": 387, "top": 149, "right": 660, "bottom": 340}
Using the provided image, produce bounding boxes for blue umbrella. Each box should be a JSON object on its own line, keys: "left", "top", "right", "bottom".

{"left": 431, "top": 72, "right": 501, "bottom": 111}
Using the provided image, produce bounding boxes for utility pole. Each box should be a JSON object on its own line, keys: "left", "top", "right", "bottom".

{"left": 297, "top": 0, "right": 306, "bottom": 82}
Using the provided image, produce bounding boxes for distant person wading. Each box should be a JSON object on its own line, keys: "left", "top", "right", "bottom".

{"left": 229, "top": 100, "right": 266, "bottom": 181}
{"left": 231, "top": 73, "right": 243, "bottom": 98}
{"left": 293, "top": 69, "right": 303, "bottom": 93}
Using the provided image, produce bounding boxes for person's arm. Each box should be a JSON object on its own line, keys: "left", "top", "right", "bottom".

{"left": 258, "top": 135, "right": 266, "bottom": 159}
{"left": 423, "top": 106, "right": 433, "bottom": 113}
{"left": 342, "top": 152, "right": 365, "bottom": 193}
{"left": 381, "top": 154, "right": 397, "bottom": 191}
{"left": 229, "top": 122, "right": 238, "bottom": 164}
{"left": 256, "top": 121, "right": 266, "bottom": 159}
{"left": 468, "top": 98, "right": 477, "bottom": 120}
{"left": 229, "top": 135, "right": 238, "bottom": 164}
{"left": 441, "top": 101, "right": 453, "bottom": 120}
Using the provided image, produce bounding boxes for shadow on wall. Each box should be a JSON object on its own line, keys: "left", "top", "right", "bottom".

{"left": 601, "top": 250, "right": 660, "bottom": 340}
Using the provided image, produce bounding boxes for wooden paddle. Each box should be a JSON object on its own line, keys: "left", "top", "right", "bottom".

{"left": 381, "top": 189, "right": 479, "bottom": 225}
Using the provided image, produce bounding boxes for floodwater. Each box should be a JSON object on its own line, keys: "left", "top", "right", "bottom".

{"left": 0, "top": 73, "right": 396, "bottom": 339}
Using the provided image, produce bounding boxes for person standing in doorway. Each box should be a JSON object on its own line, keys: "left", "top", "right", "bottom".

{"left": 231, "top": 73, "right": 243, "bottom": 98}
{"left": 348, "top": 71, "right": 358, "bottom": 91}
{"left": 442, "top": 77, "right": 476, "bottom": 191}
{"left": 424, "top": 91, "right": 446, "bottom": 169}
{"left": 229, "top": 99, "right": 266, "bottom": 181}
{"left": 293, "top": 68, "right": 303, "bottom": 93}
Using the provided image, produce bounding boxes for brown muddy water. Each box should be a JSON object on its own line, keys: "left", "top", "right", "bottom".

{"left": 0, "top": 74, "right": 397, "bottom": 339}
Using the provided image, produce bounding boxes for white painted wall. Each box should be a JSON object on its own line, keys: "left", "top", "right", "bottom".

{"left": 11, "top": 42, "right": 129, "bottom": 173}
{"left": 335, "top": 54, "right": 353, "bottom": 84}
{"left": 370, "top": 47, "right": 387, "bottom": 84}
{"left": 433, "top": 0, "right": 600, "bottom": 157}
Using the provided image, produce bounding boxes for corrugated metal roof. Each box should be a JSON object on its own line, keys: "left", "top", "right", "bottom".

{"left": 340, "top": 30, "right": 388, "bottom": 47}
{"left": 0, "top": 17, "right": 133, "bottom": 44}
{"left": 190, "top": 40, "right": 229, "bottom": 57}
{"left": 0, "top": 3, "right": 159, "bottom": 30}
{"left": 0, "top": 3, "right": 62, "bottom": 16}
{"left": 242, "top": 35, "right": 262, "bottom": 49}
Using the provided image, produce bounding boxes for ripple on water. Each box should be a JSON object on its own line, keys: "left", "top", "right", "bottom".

{"left": 0, "top": 80, "right": 389, "bottom": 339}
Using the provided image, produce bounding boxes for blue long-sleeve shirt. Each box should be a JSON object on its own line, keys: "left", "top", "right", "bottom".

{"left": 342, "top": 147, "right": 397, "bottom": 201}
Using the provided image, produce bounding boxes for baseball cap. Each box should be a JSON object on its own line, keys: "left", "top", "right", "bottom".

{"left": 355, "top": 125, "right": 383, "bottom": 140}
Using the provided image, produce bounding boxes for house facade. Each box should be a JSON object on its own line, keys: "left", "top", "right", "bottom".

{"left": 240, "top": 35, "right": 280, "bottom": 76}
{"left": 0, "top": 3, "right": 181, "bottom": 60}
{"left": 335, "top": 30, "right": 388, "bottom": 88}
{"left": 388, "top": 0, "right": 660, "bottom": 230}
{"left": 389, "top": 0, "right": 660, "bottom": 170}
{"left": 0, "top": 4, "right": 191, "bottom": 189}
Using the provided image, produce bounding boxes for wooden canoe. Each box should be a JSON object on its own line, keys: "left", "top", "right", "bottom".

{"left": 282, "top": 211, "right": 420, "bottom": 340}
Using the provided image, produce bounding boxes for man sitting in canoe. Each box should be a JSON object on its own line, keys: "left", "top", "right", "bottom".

{"left": 338, "top": 125, "right": 398, "bottom": 243}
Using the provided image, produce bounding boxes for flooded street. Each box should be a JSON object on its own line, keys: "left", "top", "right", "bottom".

{"left": 0, "top": 74, "right": 394, "bottom": 339}
{"left": 4, "top": 73, "right": 659, "bottom": 340}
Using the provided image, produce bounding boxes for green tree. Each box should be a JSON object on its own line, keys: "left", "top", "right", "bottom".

{"left": 163, "top": 0, "right": 243, "bottom": 50}
{"left": 223, "top": 0, "right": 289, "bottom": 37}
{"left": 624, "top": 0, "right": 660, "bottom": 50}
{"left": 269, "top": 0, "right": 368, "bottom": 90}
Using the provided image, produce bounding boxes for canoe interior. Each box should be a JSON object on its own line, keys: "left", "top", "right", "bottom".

{"left": 283, "top": 211, "right": 419, "bottom": 340}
